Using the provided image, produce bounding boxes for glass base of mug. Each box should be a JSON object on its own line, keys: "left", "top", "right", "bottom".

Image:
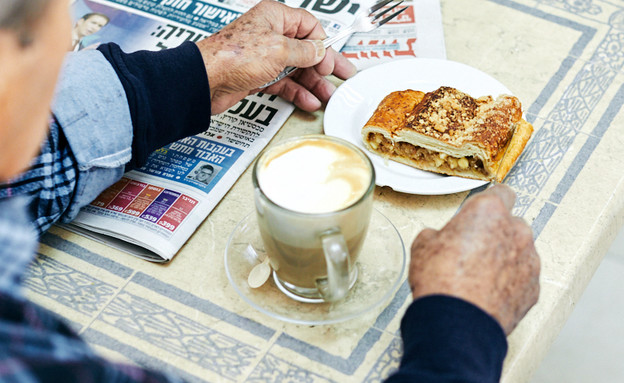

{"left": 272, "top": 266, "right": 359, "bottom": 304}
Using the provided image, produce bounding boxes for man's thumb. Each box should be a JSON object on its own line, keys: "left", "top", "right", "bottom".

{"left": 287, "top": 39, "right": 325, "bottom": 68}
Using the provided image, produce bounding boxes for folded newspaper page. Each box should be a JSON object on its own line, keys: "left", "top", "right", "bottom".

{"left": 66, "top": 0, "right": 445, "bottom": 262}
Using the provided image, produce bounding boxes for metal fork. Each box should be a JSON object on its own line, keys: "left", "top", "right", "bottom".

{"left": 260, "top": 0, "right": 407, "bottom": 88}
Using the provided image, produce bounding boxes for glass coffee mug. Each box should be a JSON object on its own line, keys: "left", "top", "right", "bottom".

{"left": 252, "top": 135, "right": 375, "bottom": 303}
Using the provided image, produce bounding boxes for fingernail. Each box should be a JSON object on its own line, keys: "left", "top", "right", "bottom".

{"left": 348, "top": 60, "right": 358, "bottom": 77}
{"left": 309, "top": 39, "right": 325, "bottom": 58}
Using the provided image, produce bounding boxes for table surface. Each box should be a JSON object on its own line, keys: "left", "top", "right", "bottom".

{"left": 28, "top": 0, "right": 624, "bottom": 382}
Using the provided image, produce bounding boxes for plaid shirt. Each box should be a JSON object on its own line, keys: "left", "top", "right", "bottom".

{"left": 0, "top": 122, "right": 183, "bottom": 382}
{"left": 0, "top": 118, "right": 77, "bottom": 234}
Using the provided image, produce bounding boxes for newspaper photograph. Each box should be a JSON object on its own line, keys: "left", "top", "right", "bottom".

{"left": 66, "top": 0, "right": 444, "bottom": 262}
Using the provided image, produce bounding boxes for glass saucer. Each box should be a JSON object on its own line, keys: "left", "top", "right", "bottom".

{"left": 224, "top": 209, "right": 406, "bottom": 325}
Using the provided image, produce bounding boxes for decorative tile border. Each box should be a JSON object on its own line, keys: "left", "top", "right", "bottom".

{"left": 83, "top": 327, "right": 208, "bottom": 383}
{"left": 39, "top": 232, "right": 134, "bottom": 278}
{"left": 247, "top": 354, "right": 336, "bottom": 383}
{"left": 100, "top": 290, "right": 260, "bottom": 380}
{"left": 505, "top": 7, "right": 624, "bottom": 222}
{"left": 363, "top": 338, "right": 402, "bottom": 383}
{"left": 24, "top": 253, "right": 117, "bottom": 316}
{"left": 540, "top": 0, "right": 602, "bottom": 17}
{"left": 533, "top": 82, "right": 624, "bottom": 235}
{"left": 131, "top": 273, "right": 275, "bottom": 341}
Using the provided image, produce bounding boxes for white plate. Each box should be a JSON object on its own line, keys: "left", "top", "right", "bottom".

{"left": 324, "top": 58, "right": 514, "bottom": 195}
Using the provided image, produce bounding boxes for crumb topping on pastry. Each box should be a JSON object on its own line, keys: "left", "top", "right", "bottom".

{"left": 404, "top": 87, "right": 522, "bottom": 158}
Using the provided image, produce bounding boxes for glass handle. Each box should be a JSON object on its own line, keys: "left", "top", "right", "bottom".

{"left": 318, "top": 231, "right": 351, "bottom": 302}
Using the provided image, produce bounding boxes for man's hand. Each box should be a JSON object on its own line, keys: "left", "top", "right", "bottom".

{"left": 408, "top": 184, "right": 540, "bottom": 335}
{"left": 195, "top": 0, "right": 357, "bottom": 114}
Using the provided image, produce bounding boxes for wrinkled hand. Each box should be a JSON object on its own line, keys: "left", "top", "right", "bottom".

{"left": 408, "top": 184, "right": 540, "bottom": 335}
{"left": 196, "top": 0, "right": 357, "bottom": 114}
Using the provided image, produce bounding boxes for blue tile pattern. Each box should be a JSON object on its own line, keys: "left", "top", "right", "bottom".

{"left": 247, "top": 354, "right": 336, "bottom": 383}
{"left": 540, "top": 0, "right": 602, "bottom": 16}
{"left": 24, "top": 253, "right": 117, "bottom": 315}
{"left": 363, "top": 338, "right": 402, "bottom": 383}
{"left": 100, "top": 291, "right": 260, "bottom": 380}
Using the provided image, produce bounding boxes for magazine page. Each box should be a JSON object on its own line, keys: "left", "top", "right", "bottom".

{"left": 66, "top": 0, "right": 444, "bottom": 262}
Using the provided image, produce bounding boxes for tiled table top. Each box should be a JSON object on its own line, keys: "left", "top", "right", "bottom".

{"left": 28, "top": 0, "right": 624, "bottom": 382}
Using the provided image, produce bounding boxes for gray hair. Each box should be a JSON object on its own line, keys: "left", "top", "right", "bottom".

{"left": 0, "top": 0, "right": 51, "bottom": 46}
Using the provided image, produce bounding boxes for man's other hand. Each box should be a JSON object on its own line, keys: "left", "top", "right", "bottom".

{"left": 408, "top": 184, "right": 540, "bottom": 335}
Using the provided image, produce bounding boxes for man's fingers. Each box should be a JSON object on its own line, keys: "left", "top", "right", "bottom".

{"left": 313, "top": 48, "right": 357, "bottom": 79}
{"left": 285, "top": 42, "right": 356, "bottom": 79}
{"left": 460, "top": 184, "right": 516, "bottom": 221}
{"left": 264, "top": 77, "right": 322, "bottom": 112}
{"left": 285, "top": 38, "right": 325, "bottom": 68}
{"left": 329, "top": 50, "right": 357, "bottom": 80}
{"left": 267, "top": 0, "right": 326, "bottom": 40}
{"left": 511, "top": 217, "right": 535, "bottom": 246}
{"left": 483, "top": 184, "right": 516, "bottom": 212}
{"left": 295, "top": 67, "right": 336, "bottom": 102}
{"left": 411, "top": 228, "right": 438, "bottom": 255}
{"left": 511, "top": 216, "right": 541, "bottom": 276}
{"left": 264, "top": 64, "right": 341, "bottom": 111}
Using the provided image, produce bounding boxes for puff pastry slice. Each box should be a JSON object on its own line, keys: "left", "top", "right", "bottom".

{"left": 361, "top": 86, "right": 533, "bottom": 183}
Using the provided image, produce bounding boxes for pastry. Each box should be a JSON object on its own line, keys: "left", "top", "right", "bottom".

{"left": 361, "top": 86, "right": 533, "bottom": 183}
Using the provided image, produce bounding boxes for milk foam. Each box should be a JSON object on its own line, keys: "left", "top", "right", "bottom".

{"left": 258, "top": 140, "right": 371, "bottom": 214}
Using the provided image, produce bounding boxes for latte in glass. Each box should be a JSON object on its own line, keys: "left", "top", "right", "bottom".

{"left": 253, "top": 135, "right": 375, "bottom": 302}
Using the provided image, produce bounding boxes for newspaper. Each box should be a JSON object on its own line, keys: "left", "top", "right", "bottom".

{"left": 66, "top": 0, "right": 445, "bottom": 262}
{"left": 343, "top": 0, "right": 445, "bottom": 70}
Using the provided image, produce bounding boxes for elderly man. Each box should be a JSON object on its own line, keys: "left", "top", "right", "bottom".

{"left": 0, "top": 0, "right": 540, "bottom": 381}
